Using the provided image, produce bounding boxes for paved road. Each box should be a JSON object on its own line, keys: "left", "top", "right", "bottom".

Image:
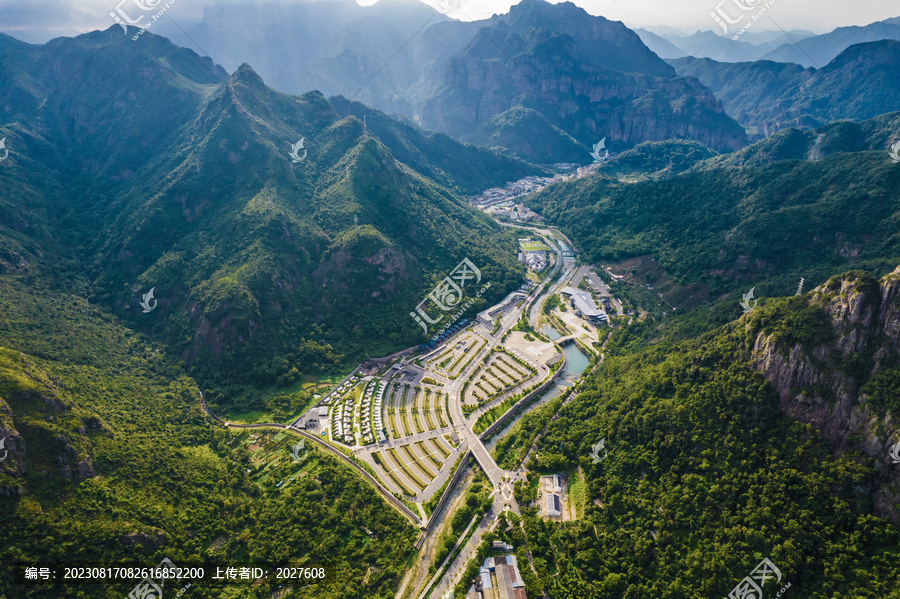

{"left": 427, "top": 507, "right": 498, "bottom": 599}
{"left": 424, "top": 281, "right": 554, "bottom": 594}
{"left": 583, "top": 266, "right": 625, "bottom": 315}
{"left": 424, "top": 224, "right": 581, "bottom": 596}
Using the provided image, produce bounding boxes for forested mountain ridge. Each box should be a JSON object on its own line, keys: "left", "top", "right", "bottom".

{"left": 749, "top": 268, "right": 900, "bottom": 523}
{"left": 0, "top": 28, "right": 533, "bottom": 403}
{"left": 524, "top": 112, "right": 900, "bottom": 302}
{"left": 0, "top": 281, "right": 418, "bottom": 598}
{"left": 513, "top": 267, "right": 900, "bottom": 597}
{"left": 153, "top": 0, "right": 748, "bottom": 163}
{"left": 670, "top": 40, "right": 900, "bottom": 137}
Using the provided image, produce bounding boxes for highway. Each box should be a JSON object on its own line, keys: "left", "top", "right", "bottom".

{"left": 199, "top": 218, "right": 595, "bottom": 598}
{"left": 424, "top": 262, "right": 562, "bottom": 597}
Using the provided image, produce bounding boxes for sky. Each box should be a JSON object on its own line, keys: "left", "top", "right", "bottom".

{"left": 1, "top": 0, "right": 898, "bottom": 43}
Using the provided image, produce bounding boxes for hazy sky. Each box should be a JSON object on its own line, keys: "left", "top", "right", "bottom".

{"left": 1, "top": 0, "right": 898, "bottom": 42}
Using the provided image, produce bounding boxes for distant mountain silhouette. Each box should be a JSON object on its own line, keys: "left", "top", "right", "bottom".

{"left": 761, "top": 17, "right": 900, "bottom": 67}
{"left": 671, "top": 40, "right": 900, "bottom": 137}
{"left": 152, "top": 0, "right": 746, "bottom": 162}
{"left": 639, "top": 28, "right": 815, "bottom": 63}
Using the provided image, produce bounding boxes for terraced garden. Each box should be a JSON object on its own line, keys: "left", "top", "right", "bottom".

{"left": 463, "top": 351, "right": 537, "bottom": 409}
{"left": 384, "top": 383, "right": 452, "bottom": 440}
{"left": 372, "top": 438, "right": 455, "bottom": 498}
{"left": 373, "top": 449, "right": 421, "bottom": 496}
{"left": 423, "top": 333, "right": 487, "bottom": 381}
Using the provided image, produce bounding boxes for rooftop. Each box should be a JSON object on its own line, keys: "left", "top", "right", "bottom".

{"left": 560, "top": 286, "right": 604, "bottom": 318}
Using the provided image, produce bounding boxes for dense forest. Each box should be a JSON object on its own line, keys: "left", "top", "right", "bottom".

{"left": 0, "top": 276, "right": 417, "bottom": 598}
{"left": 525, "top": 114, "right": 900, "bottom": 301}
{"left": 496, "top": 269, "right": 900, "bottom": 597}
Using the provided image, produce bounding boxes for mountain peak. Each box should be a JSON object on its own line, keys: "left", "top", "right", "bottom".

{"left": 499, "top": 0, "right": 674, "bottom": 78}
{"left": 825, "top": 38, "right": 900, "bottom": 71}
{"left": 231, "top": 63, "right": 266, "bottom": 88}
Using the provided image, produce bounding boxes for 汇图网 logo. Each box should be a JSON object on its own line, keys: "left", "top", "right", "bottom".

{"left": 289, "top": 138, "right": 307, "bottom": 163}
{"left": 0, "top": 138, "right": 8, "bottom": 162}
{"left": 140, "top": 288, "right": 158, "bottom": 313}
{"left": 291, "top": 439, "right": 308, "bottom": 463}
{"left": 410, "top": 257, "right": 485, "bottom": 334}
{"left": 739, "top": 287, "right": 758, "bottom": 314}
{"left": 590, "top": 138, "right": 608, "bottom": 163}
{"left": 888, "top": 140, "right": 900, "bottom": 164}
{"left": 709, "top": 0, "right": 776, "bottom": 40}
{"left": 124, "top": 557, "right": 191, "bottom": 599}
{"left": 589, "top": 438, "right": 608, "bottom": 463}
{"left": 110, "top": 0, "right": 177, "bottom": 41}
{"left": 889, "top": 441, "right": 900, "bottom": 464}
{"left": 725, "top": 557, "right": 791, "bottom": 599}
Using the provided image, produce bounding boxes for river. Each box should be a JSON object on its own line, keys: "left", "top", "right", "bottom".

{"left": 484, "top": 325, "right": 590, "bottom": 450}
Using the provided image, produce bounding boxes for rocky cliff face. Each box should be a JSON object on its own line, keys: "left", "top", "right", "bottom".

{"left": 419, "top": 6, "right": 747, "bottom": 161}
{"left": 749, "top": 267, "right": 900, "bottom": 522}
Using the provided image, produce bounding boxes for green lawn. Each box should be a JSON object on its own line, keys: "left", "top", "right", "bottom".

{"left": 226, "top": 409, "right": 274, "bottom": 424}
{"left": 521, "top": 241, "right": 550, "bottom": 251}
{"left": 568, "top": 469, "right": 585, "bottom": 519}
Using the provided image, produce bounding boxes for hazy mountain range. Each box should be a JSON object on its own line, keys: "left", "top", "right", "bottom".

{"left": 638, "top": 15, "right": 900, "bottom": 66}
{"left": 671, "top": 39, "right": 900, "bottom": 137}
{"left": 636, "top": 28, "right": 816, "bottom": 62}
{"left": 151, "top": 0, "right": 747, "bottom": 161}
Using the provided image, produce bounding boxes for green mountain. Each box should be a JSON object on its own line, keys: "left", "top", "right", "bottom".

{"left": 417, "top": 0, "right": 747, "bottom": 162}
{"left": 525, "top": 113, "right": 900, "bottom": 301}
{"left": 0, "top": 28, "right": 534, "bottom": 406}
{"left": 0, "top": 177, "right": 419, "bottom": 597}
{"left": 0, "top": 23, "right": 541, "bottom": 599}
{"left": 761, "top": 16, "right": 900, "bottom": 67}
{"left": 0, "top": 285, "right": 418, "bottom": 598}
{"left": 505, "top": 268, "right": 900, "bottom": 597}
{"left": 671, "top": 40, "right": 900, "bottom": 137}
